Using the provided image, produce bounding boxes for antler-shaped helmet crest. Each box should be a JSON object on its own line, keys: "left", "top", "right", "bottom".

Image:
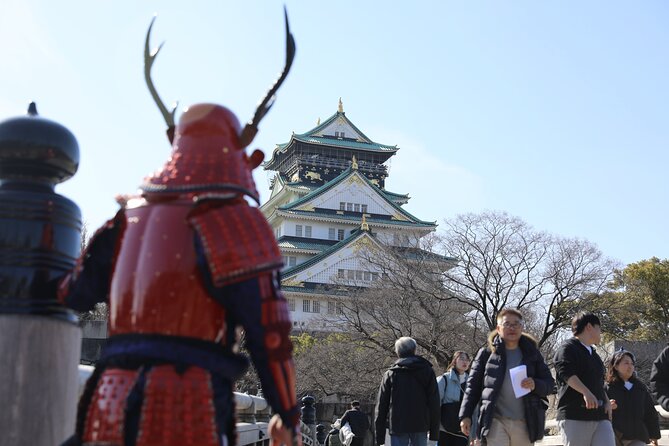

{"left": 140, "top": 9, "right": 296, "bottom": 202}
{"left": 144, "top": 8, "right": 295, "bottom": 147}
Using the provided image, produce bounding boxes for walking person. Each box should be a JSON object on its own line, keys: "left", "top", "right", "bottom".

{"left": 437, "top": 351, "right": 472, "bottom": 446}
{"left": 326, "top": 419, "right": 344, "bottom": 446}
{"left": 459, "top": 308, "right": 554, "bottom": 446}
{"left": 650, "top": 344, "right": 669, "bottom": 412}
{"left": 554, "top": 312, "right": 615, "bottom": 446}
{"left": 341, "top": 401, "right": 370, "bottom": 446}
{"left": 605, "top": 350, "right": 660, "bottom": 446}
{"left": 375, "top": 337, "right": 440, "bottom": 446}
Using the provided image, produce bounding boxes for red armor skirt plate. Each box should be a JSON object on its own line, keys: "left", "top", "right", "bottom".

{"left": 83, "top": 366, "right": 219, "bottom": 446}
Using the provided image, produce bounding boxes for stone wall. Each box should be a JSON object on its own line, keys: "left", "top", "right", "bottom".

{"left": 80, "top": 320, "right": 107, "bottom": 364}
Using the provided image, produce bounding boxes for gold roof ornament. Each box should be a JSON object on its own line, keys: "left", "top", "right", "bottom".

{"left": 338, "top": 97, "right": 344, "bottom": 113}
{"left": 361, "top": 214, "right": 369, "bottom": 231}
{"left": 351, "top": 155, "right": 358, "bottom": 170}
{"left": 317, "top": 117, "right": 320, "bottom": 125}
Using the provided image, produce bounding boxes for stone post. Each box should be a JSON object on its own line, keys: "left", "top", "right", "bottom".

{"left": 301, "top": 395, "right": 317, "bottom": 445}
{"left": 0, "top": 103, "right": 82, "bottom": 445}
{"left": 316, "top": 423, "right": 327, "bottom": 445}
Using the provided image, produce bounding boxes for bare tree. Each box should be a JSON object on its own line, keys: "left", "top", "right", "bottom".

{"left": 329, "top": 231, "right": 484, "bottom": 370}
{"left": 292, "top": 333, "right": 391, "bottom": 400}
{"left": 440, "top": 211, "right": 618, "bottom": 350}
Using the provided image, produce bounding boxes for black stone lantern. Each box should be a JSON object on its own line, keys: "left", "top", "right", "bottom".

{"left": 301, "top": 395, "right": 316, "bottom": 425}
{"left": 0, "top": 103, "right": 81, "bottom": 321}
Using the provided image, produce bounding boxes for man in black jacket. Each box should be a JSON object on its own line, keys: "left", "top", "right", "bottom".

{"left": 650, "top": 344, "right": 669, "bottom": 412}
{"left": 459, "top": 308, "right": 554, "bottom": 446}
{"left": 554, "top": 312, "right": 614, "bottom": 446}
{"left": 341, "top": 401, "right": 370, "bottom": 446}
{"left": 375, "top": 337, "right": 440, "bottom": 446}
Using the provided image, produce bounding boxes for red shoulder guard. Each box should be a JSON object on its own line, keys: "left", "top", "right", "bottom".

{"left": 188, "top": 202, "right": 282, "bottom": 287}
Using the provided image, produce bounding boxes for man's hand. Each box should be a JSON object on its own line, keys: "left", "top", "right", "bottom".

{"left": 650, "top": 439, "right": 659, "bottom": 446}
{"left": 609, "top": 399, "right": 617, "bottom": 410}
{"left": 268, "top": 414, "right": 302, "bottom": 446}
{"left": 603, "top": 400, "right": 613, "bottom": 420}
{"left": 520, "top": 377, "right": 535, "bottom": 391}
{"left": 582, "top": 390, "right": 599, "bottom": 409}
{"left": 460, "top": 417, "right": 471, "bottom": 437}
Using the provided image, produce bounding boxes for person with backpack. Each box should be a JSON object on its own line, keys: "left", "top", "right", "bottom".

{"left": 341, "top": 401, "right": 371, "bottom": 446}
{"left": 437, "top": 351, "right": 472, "bottom": 446}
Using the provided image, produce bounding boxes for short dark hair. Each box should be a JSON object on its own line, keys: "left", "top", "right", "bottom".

{"left": 571, "top": 312, "right": 601, "bottom": 335}
{"left": 496, "top": 308, "right": 523, "bottom": 324}
{"left": 350, "top": 401, "right": 360, "bottom": 408}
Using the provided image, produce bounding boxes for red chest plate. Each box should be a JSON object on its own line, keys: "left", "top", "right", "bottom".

{"left": 109, "top": 201, "right": 226, "bottom": 341}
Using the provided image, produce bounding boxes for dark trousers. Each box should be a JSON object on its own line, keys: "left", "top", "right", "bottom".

{"left": 438, "top": 430, "right": 468, "bottom": 446}
{"left": 351, "top": 436, "right": 365, "bottom": 446}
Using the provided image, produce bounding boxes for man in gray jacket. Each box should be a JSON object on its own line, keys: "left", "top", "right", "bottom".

{"left": 375, "top": 337, "right": 440, "bottom": 446}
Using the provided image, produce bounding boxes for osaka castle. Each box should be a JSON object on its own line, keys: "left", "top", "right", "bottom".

{"left": 261, "top": 99, "right": 444, "bottom": 330}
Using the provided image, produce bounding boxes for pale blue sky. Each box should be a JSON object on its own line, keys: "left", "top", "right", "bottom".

{"left": 1, "top": 1, "right": 667, "bottom": 265}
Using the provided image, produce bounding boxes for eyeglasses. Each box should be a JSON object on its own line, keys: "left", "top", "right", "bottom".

{"left": 500, "top": 322, "right": 523, "bottom": 329}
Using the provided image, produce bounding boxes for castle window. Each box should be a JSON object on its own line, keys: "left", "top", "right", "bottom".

{"left": 338, "top": 269, "right": 345, "bottom": 278}
{"left": 355, "top": 270, "right": 363, "bottom": 280}
{"left": 305, "top": 226, "right": 312, "bottom": 238}
{"left": 313, "top": 301, "right": 321, "bottom": 313}
{"left": 295, "top": 225, "right": 303, "bottom": 237}
{"left": 361, "top": 205, "right": 368, "bottom": 213}
{"left": 328, "top": 301, "right": 336, "bottom": 314}
{"left": 347, "top": 270, "right": 355, "bottom": 280}
{"left": 329, "top": 228, "right": 336, "bottom": 240}
{"left": 288, "top": 299, "right": 295, "bottom": 312}
{"left": 288, "top": 256, "right": 297, "bottom": 267}
{"left": 303, "top": 299, "right": 311, "bottom": 313}
{"left": 337, "top": 229, "right": 345, "bottom": 240}
{"left": 340, "top": 202, "right": 346, "bottom": 211}
{"left": 354, "top": 204, "right": 360, "bottom": 212}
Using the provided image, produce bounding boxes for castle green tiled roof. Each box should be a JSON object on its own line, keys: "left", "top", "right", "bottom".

{"left": 281, "top": 282, "right": 354, "bottom": 296}
{"left": 265, "top": 111, "right": 399, "bottom": 169}
{"left": 282, "top": 230, "right": 372, "bottom": 278}
{"left": 276, "top": 208, "right": 436, "bottom": 228}
{"left": 277, "top": 168, "right": 434, "bottom": 227}
{"left": 275, "top": 135, "right": 399, "bottom": 153}
{"left": 391, "top": 246, "right": 458, "bottom": 263}
{"left": 278, "top": 236, "right": 338, "bottom": 253}
{"left": 283, "top": 175, "right": 407, "bottom": 202}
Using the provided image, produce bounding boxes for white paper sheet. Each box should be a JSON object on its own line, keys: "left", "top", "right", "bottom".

{"left": 509, "top": 364, "right": 531, "bottom": 398}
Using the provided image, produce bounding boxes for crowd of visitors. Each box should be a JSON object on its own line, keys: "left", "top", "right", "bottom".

{"left": 363, "top": 310, "right": 669, "bottom": 446}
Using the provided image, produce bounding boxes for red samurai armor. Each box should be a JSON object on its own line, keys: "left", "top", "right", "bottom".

{"left": 58, "top": 12, "right": 298, "bottom": 446}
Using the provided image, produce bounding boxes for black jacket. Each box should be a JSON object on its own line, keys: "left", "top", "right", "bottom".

{"left": 374, "top": 355, "right": 440, "bottom": 444}
{"left": 553, "top": 337, "right": 608, "bottom": 421}
{"left": 650, "top": 345, "right": 669, "bottom": 411}
{"left": 341, "top": 408, "right": 370, "bottom": 437}
{"left": 606, "top": 378, "right": 660, "bottom": 443}
{"left": 459, "top": 333, "right": 554, "bottom": 442}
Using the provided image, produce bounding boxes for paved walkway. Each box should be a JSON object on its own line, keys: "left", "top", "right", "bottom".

{"left": 537, "top": 430, "right": 669, "bottom": 446}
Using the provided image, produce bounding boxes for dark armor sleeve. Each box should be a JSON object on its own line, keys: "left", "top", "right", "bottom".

{"left": 58, "top": 209, "right": 125, "bottom": 312}
{"left": 194, "top": 235, "right": 300, "bottom": 431}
